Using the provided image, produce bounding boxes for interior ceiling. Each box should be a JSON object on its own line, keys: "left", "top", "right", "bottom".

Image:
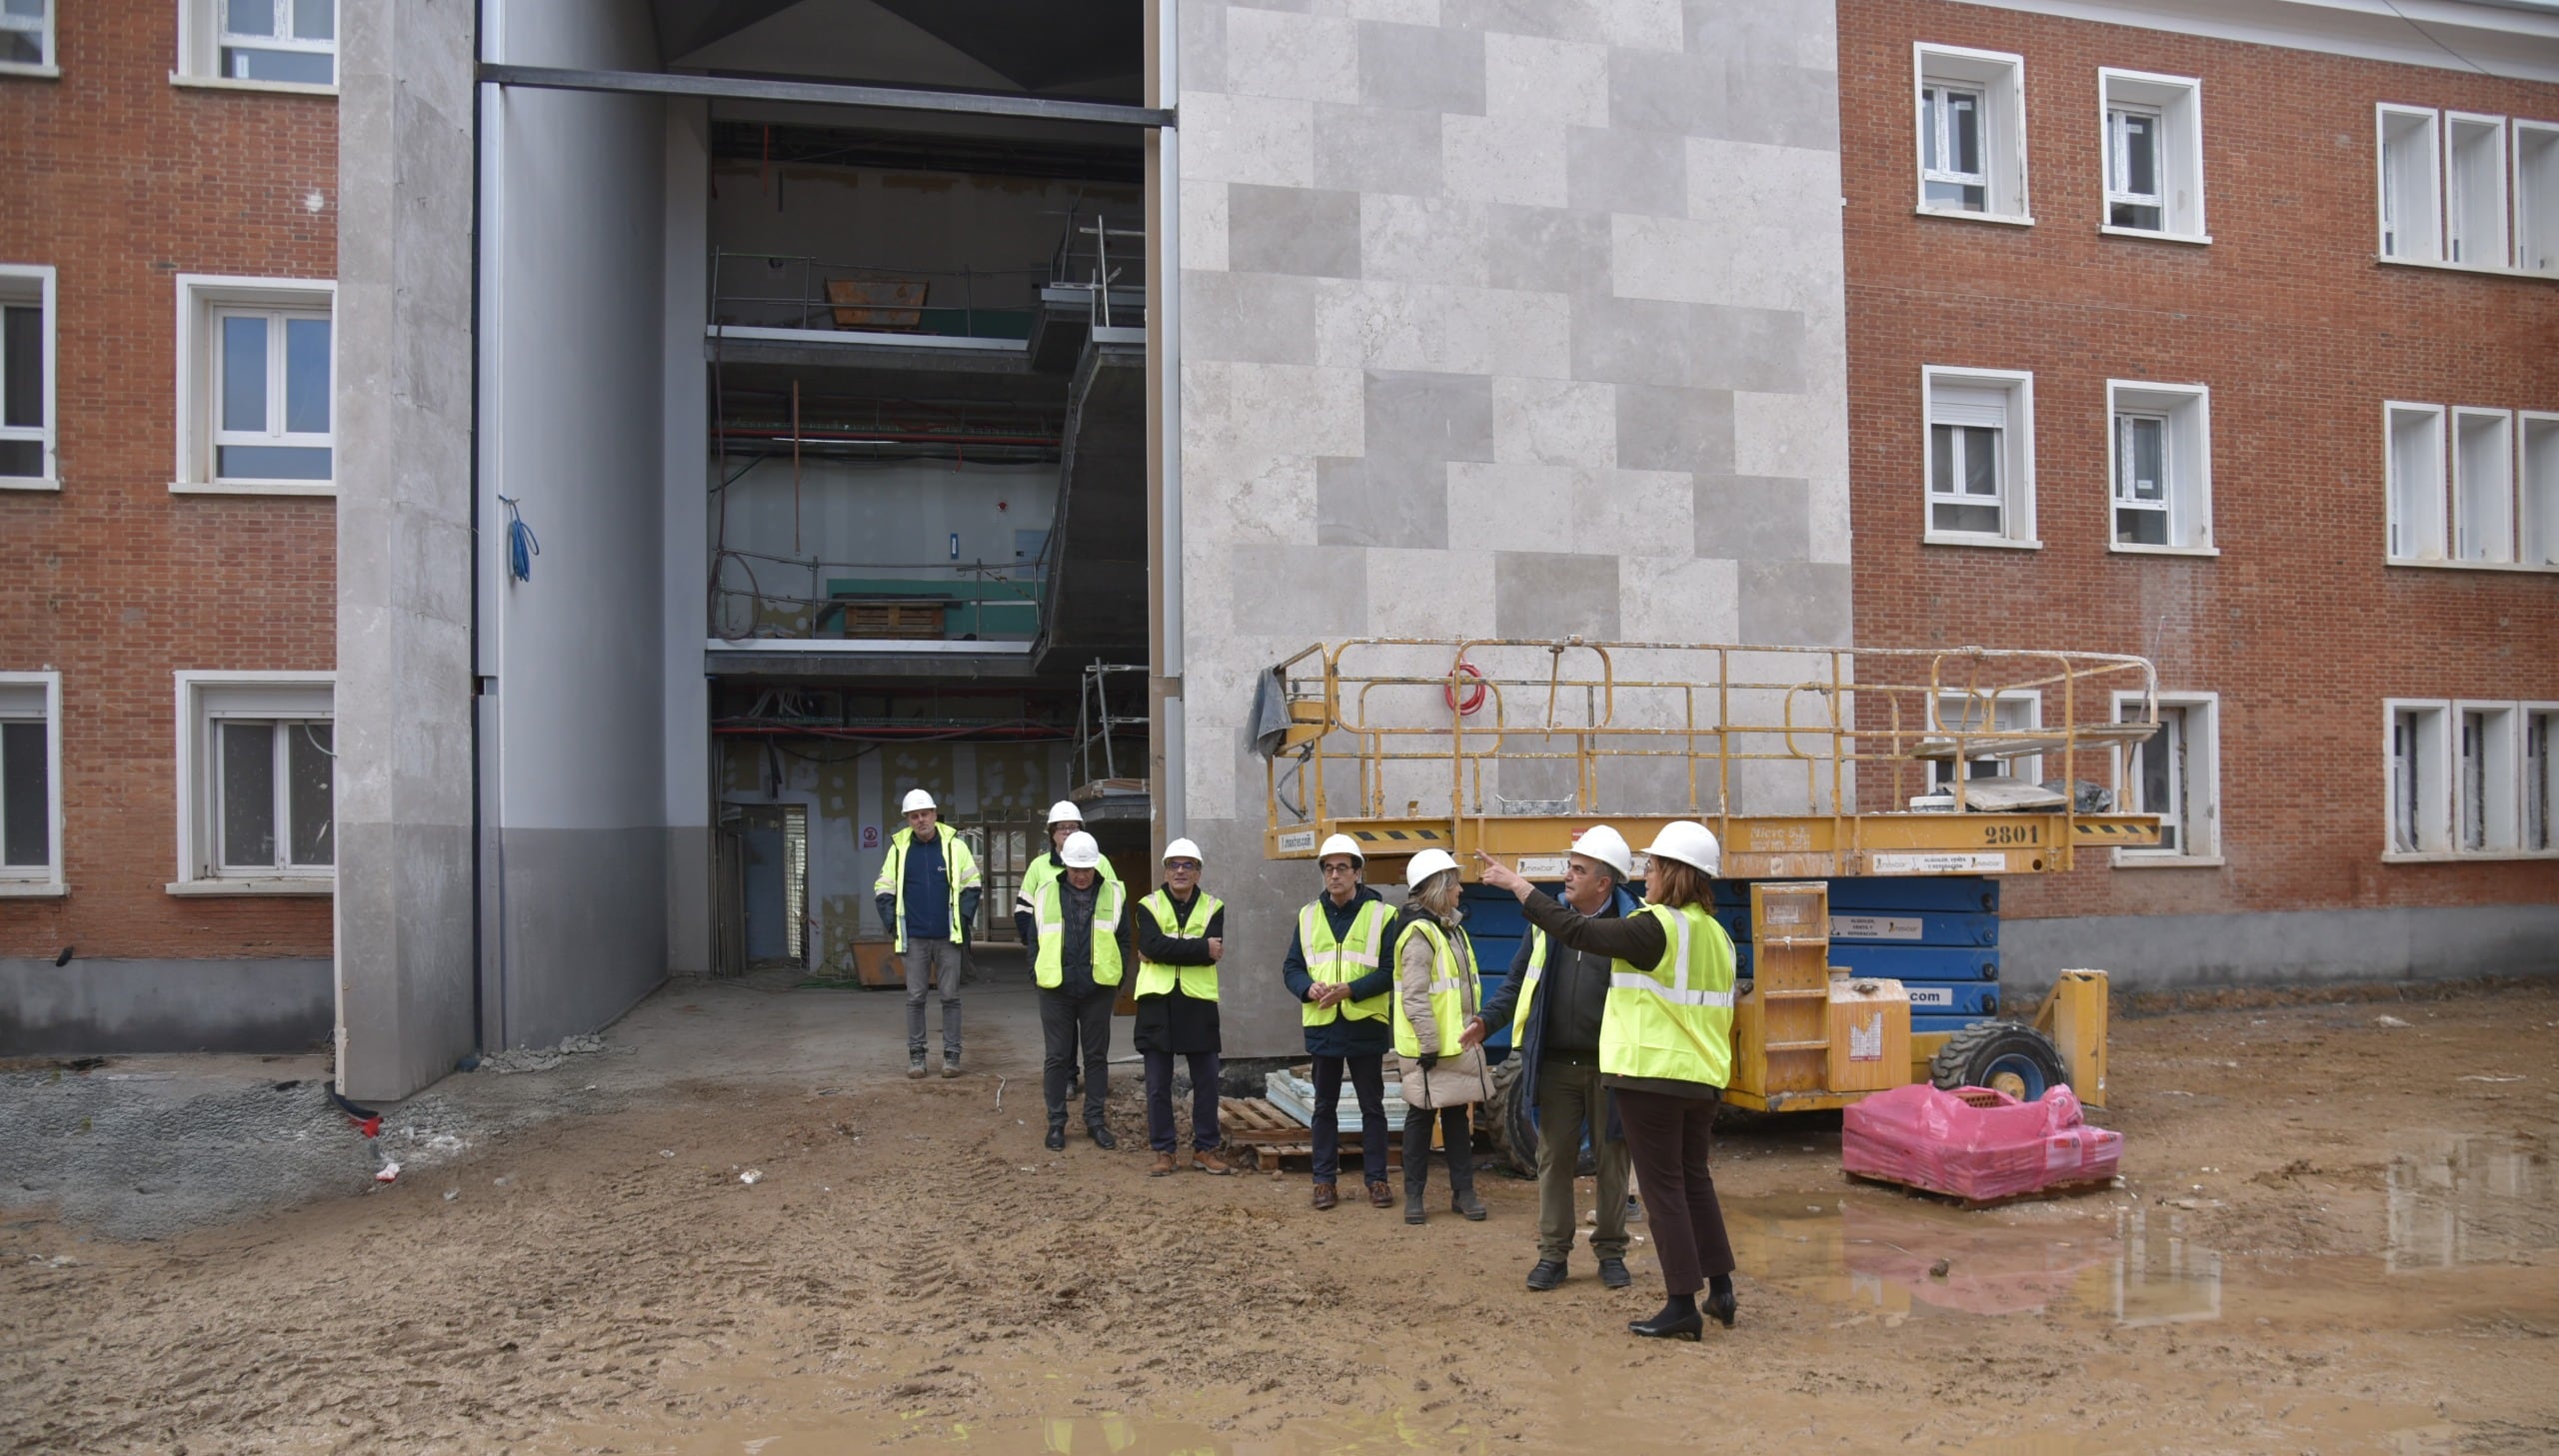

{"left": 659, "top": 0, "right": 1145, "bottom": 102}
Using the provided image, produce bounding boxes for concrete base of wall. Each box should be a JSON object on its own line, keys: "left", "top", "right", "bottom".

{"left": 0, "top": 958, "right": 334, "bottom": 1056}
{"left": 495, "top": 825, "right": 670, "bottom": 1052}
{"left": 2002, "top": 903, "right": 2559, "bottom": 1000}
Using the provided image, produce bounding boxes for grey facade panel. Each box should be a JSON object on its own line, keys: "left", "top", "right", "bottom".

{"left": 0, "top": 958, "right": 334, "bottom": 1056}
{"left": 2001, "top": 905, "right": 2559, "bottom": 999}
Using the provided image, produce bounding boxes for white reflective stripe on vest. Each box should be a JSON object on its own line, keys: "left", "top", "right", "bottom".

{"left": 1426, "top": 977, "right": 1466, "bottom": 994}
{"left": 1608, "top": 972, "right": 1734, "bottom": 1007}
{"left": 1337, "top": 948, "right": 1380, "bottom": 966}
{"left": 1038, "top": 920, "right": 1064, "bottom": 937}
{"left": 1094, "top": 915, "right": 1121, "bottom": 932}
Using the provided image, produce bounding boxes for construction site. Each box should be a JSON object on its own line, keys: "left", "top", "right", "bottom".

{"left": 3, "top": 0, "right": 2557, "bottom": 1450}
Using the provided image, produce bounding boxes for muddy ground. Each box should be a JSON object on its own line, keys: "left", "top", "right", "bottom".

{"left": 5, "top": 982, "right": 2556, "bottom": 1456}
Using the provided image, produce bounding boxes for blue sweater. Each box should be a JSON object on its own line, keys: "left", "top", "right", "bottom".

{"left": 1280, "top": 885, "right": 1395, "bottom": 1057}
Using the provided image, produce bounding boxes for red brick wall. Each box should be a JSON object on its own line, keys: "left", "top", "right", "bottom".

{"left": 0, "top": 5, "right": 336, "bottom": 959}
{"left": 1839, "top": 0, "right": 2559, "bottom": 920}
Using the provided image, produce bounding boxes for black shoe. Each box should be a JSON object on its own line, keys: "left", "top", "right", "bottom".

{"left": 1628, "top": 1303, "right": 1703, "bottom": 1341}
{"left": 1452, "top": 1189, "right": 1486, "bottom": 1221}
{"left": 1087, "top": 1123, "right": 1118, "bottom": 1150}
{"left": 1044, "top": 1125, "right": 1066, "bottom": 1151}
{"left": 1598, "top": 1257, "right": 1632, "bottom": 1289}
{"left": 1525, "top": 1259, "right": 1567, "bottom": 1292}
{"left": 1403, "top": 1190, "right": 1426, "bottom": 1225}
{"left": 1703, "top": 1288, "right": 1737, "bottom": 1328}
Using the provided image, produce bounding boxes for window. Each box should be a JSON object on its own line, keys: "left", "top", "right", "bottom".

{"left": 176, "top": 0, "right": 336, "bottom": 89}
{"left": 2385, "top": 403, "right": 2447, "bottom": 562}
{"left": 2108, "top": 381, "right": 2212, "bottom": 552}
{"left": 174, "top": 276, "right": 335, "bottom": 495}
{"left": 2378, "top": 106, "right": 2442, "bottom": 262}
{"left": 2099, "top": 70, "right": 2206, "bottom": 240}
{"left": 0, "top": 673, "right": 61, "bottom": 890}
{"left": 2527, "top": 707, "right": 2558, "bottom": 853}
{"left": 2387, "top": 701, "right": 2450, "bottom": 856}
{"left": 2114, "top": 693, "right": 2219, "bottom": 863}
{"left": 2445, "top": 113, "right": 2508, "bottom": 268}
{"left": 1923, "top": 367, "right": 2035, "bottom": 546}
{"left": 1930, "top": 691, "right": 2040, "bottom": 789}
{"left": 2520, "top": 122, "right": 2559, "bottom": 275}
{"left": 2456, "top": 704, "right": 2519, "bottom": 853}
{"left": 2452, "top": 408, "right": 2514, "bottom": 564}
{"left": 0, "top": 0, "right": 53, "bottom": 73}
{"left": 2521, "top": 414, "right": 2559, "bottom": 568}
{"left": 173, "top": 673, "right": 333, "bottom": 890}
{"left": 1915, "top": 45, "right": 2029, "bottom": 223}
{"left": 0, "top": 265, "right": 52, "bottom": 488}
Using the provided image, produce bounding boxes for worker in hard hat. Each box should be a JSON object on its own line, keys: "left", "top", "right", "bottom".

{"left": 1467, "top": 824, "right": 1641, "bottom": 1292}
{"left": 1015, "top": 799, "right": 1120, "bottom": 1097}
{"left": 1391, "top": 847, "right": 1492, "bottom": 1225}
{"left": 1133, "top": 837, "right": 1231, "bottom": 1175}
{"left": 1030, "top": 829, "right": 1125, "bottom": 1151}
{"left": 873, "top": 788, "right": 983, "bottom": 1079}
{"left": 1475, "top": 821, "right": 1739, "bottom": 1340}
{"left": 1280, "top": 832, "right": 1397, "bottom": 1210}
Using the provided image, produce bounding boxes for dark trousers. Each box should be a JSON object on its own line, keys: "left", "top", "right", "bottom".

{"left": 1039, "top": 986, "right": 1114, "bottom": 1129}
{"left": 1615, "top": 1087, "right": 1735, "bottom": 1297}
{"left": 1401, "top": 1103, "right": 1476, "bottom": 1197}
{"left": 1309, "top": 1053, "right": 1389, "bottom": 1185}
{"left": 1144, "top": 1050, "right": 1222, "bottom": 1153}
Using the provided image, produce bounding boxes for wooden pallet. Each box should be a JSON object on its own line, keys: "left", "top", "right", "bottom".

{"left": 1219, "top": 1097, "right": 1304, "bottom": 1144}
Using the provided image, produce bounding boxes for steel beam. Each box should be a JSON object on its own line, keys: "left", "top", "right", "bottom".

{"left": 476, "top": 63, "right": 1175, "bottom": 130}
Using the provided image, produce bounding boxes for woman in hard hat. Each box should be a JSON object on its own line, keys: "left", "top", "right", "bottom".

{"left": 1133, "top": 838, "right": 1231, "bottom": 1175}
{"left": 1391, "top": 848, "right": 1492, "bottom": 1225}
{"left": 1475, "top": 822, "right": 1740, "bottom": 1340}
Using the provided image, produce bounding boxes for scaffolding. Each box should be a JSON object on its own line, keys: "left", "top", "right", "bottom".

{"left": 1260, "top": 638, "right": 2164, "bottom": 878}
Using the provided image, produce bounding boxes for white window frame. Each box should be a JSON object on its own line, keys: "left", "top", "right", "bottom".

{"left": 0, "top": 264, "right": 56, "bottom": 491}
{"left": 2098, "top": 69, "right": 2207, "bottom": 244}
{"left": 0, "top": 671, "right": 65, "bottom": 895}
{"left": 0, "top": 0, "right": 57, "bottom": 78}
{"left": 2384, "top": 401, "right": 2448, "bottom": 564}
{"left": 1922, "top": 366, "right": 2037, "bottom": 548}
{"left": 1914, "top": 44, "right": 2031, "bottom": 225}
{"left": 2384, "top": 700, "right": 2452, "bottom": 860}
{"left": 171, "top": 672, "right": 335, "bottom": 894}
{"left": 2454, "top": 702, "right": 2521, "bottom": 855}
{"left": 2378, "top": 105, "right": 2443, "bottom": 265}
{"left": 2450, "top": 407, "right": 2515, "bottom": 565}
{"left": 2444, "top": 112, "right": 2510, "bottom": 270}
{"left": 2106, "top": 380, "right": 2213, "bottom": 554}
{"left": 2522, "top": 412, "right": 2559, "bottom": 569}
{"left": 2112, "top": 691, "right": 2220, "bottom": 867}
{"left": 172, "top": 275, "right": 336, "bottom": 496}
{"left": 2525, "top": 703, "right": 2559, "bottom": 855}
{"left": 2518, "top": 120, "right": 2559, "bottom": 276}
{"left": 174, "top": 0, "right": 339, "bottom": 94}
{"left": 1929, "top": 689, "right": 2042, "bottom": 790}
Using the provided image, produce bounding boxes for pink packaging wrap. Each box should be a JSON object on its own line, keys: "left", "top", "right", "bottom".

{"left": 1841, "top": 1082, "right": 2121, "bottom": 1201}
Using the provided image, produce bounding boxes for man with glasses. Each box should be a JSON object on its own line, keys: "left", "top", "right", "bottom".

{"left": 1467, "top": 825, "right": 1641, "bottom": 1290}
{"left": 1133, "top": 838, "right": 1230, "bottom": 1175}
{"left": 1280, "top": 834, "right": 1397, "bottom": 1210}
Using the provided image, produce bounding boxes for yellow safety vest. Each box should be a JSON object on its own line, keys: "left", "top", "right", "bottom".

{"left": 1299, "top": 896, "right": 1394, "bottom": 1026}
{"left": 1033, "top": 875, "right": 1126, "bottom": 989}
{"left": 1134, "top": 888, "right": 1224, "bottom": 1001}
{"left": 1511, "top": 926, "right": 1550, "bottom": 1047}
{"left": 1391, "top": 916, "right": 1479, "bottom": 1059}
{"left": 872, "top": 823, "right": 982, "bottom": 953}
{"left": 1598, "top": 903, "right": 1736, "bottom": 1087}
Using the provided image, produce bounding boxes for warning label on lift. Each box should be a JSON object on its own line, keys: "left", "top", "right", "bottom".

{"left": 1277, "top": 830, "right": 1316, "bottom": 854}
{"left": 1831, "top": 914, "right": 1923, "bottom": 940}
{"left": 1870, "top": 852, "right": 2009, "bottom": 874}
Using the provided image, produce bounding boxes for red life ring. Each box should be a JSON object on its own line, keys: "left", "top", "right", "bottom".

{"left": 1444, "top": 661, "right": 1486, "bottom": 716}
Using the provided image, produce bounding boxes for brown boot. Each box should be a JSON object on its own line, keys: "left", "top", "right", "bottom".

{"left": 1311, "top": 1181, "right": 1338, "bottom": 1210}
{"left": 1367, "top": 1180, "right": 1394, "bottom": 1208}
{"left": 1150, "top": 1152, "right": 1178, "bottom": 1177}
{"left": 1192, "top": 1148, "right": 1234, "bottom": 1176}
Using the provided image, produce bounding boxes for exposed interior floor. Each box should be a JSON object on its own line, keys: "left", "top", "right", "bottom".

{"left": 5, "top": 982, "right": 2555, "bottom": 1454}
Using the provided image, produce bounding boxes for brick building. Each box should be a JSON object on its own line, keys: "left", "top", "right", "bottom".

{"left": 1, "top": 2, "right": 341, "bottom": 1046}
{"left": 1838, "top": 0, "right": 2559, "bottom": 978}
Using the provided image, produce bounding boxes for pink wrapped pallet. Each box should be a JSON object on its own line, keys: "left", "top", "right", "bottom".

{"left": 1842, "top": 1082, "right": 2122, "bottom": 1202}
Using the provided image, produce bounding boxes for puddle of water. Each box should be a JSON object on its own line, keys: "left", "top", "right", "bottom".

{"left": 2386, "top": 1135, "right": 2550, "bottom": 1272}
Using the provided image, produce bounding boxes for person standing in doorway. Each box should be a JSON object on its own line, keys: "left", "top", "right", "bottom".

{"left": 1016, "top": 799, "right": 1118, "bottom": 1094}
{"left": 1280, "top": 833, "right": 1396, "bottom": 1211}
{"left": 1133, "top": 838, "right": 1230, "bottom": 1175}
{"left": 1392, "top": 848, "right": 1491, "bottom": 1226}
{"left": 1474, "top": 822, "right": 1740, "bottom": 1341}
{"left": 1467, "top": 825, "right": 1641, "bottom": 1293}
{"left": 874, "top": 788, "right": 981, "bottom": 1079}
{"left": 1031, "top": 830, "right": 1124, "bottom": 1151}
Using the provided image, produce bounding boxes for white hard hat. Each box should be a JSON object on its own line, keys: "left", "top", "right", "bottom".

{"left": 1316, "top": 832, "right": 1364, "bottom": 866}
{"left": 1162, "top": 837, "right": 1204, "bottom": 865}
{"left": 1403, "top": 847, "right": 1459, "bottom": 889}
{"left": 1569, "top": 824, "right": 1634, "bottom": 879}
{"left": 1060, "top": 831, "right": 1103, "bottom": 869}
{"left": 1643, "top": 820, "right": 1722, "bottom": 876}
{"left": 1046, "top": 799, "right": 1084, "bottom": 826}
{"left": 901, "top": 788, "right": 937, "bottom": 814}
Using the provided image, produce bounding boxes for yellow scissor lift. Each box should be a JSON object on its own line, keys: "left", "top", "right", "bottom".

{"left": 1259, "top": 638, "right": 2157, "bottom": 1113}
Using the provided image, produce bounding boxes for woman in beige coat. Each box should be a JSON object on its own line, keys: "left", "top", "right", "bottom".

{"left": 1389, "top": 849, "right": 1490, "bottom": 1225}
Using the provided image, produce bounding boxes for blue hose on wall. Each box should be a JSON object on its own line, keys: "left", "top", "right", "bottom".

{"left": 497, "top": 495, "right": 541, "bottom": 583}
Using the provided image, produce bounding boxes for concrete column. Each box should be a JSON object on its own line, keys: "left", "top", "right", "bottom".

{"left": 333, "top": 0, "right": 481, "bottom": 1100}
